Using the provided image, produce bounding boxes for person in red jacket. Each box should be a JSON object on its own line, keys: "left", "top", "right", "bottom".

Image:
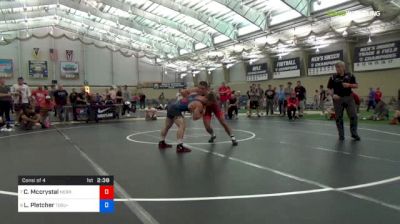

{"left": 375, "top": 87, "right": 382, "bottom": 103}
{"left": 287, "top": 92, "right": 299, "bottom": 120}
{"left": 218, "top": 82, "right": 231, "bottom": 114}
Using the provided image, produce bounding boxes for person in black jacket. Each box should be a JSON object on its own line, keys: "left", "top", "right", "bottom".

{"left": 327, "top": 61, "right": 360, "bottom": 141}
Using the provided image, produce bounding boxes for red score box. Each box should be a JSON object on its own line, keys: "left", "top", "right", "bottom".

{"left": 100, "top": 186, "right": 114, "bottom": 200}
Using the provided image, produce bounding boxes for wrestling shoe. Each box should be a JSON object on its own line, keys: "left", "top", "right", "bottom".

{"left": 158, "top": 141, "right": 172, "bottom": 149}
{"left": 176, "top": 144, "right": 191, "bottom": 153}
{"left": 208, "top": 135, "right": 217, "bottom": 143}
{"left": 231, "top": 137, "right": 238, "bottom": 146}
{"left": 351, "top": 135, "right": 361, "bottom": 141}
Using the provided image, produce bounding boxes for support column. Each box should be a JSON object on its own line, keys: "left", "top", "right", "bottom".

{"left": 223, "top": 65, "right": 230, "bottom": 83}
{"left": 111, "top": 51, "right": 115, "bottom": 85}
{"left": 207, "top": 71, "right": 213, "bottom": 86}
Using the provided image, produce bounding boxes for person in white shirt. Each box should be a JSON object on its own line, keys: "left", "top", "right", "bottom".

{"left": 11, "top": 77, "right": 31, "bottom": 124}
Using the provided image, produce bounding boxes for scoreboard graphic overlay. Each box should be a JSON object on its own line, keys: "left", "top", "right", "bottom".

{"left": 18, "top": 176, "right": 114, "bottom": 213}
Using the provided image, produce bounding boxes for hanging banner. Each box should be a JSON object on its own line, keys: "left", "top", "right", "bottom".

{"left": 273, "top": 57, "right": 301, "bottom": 79}
{"left": 49, "top": 48, "right": 58, "bottom": 61}
{"left": 246, "top": 63, "right": 268, "bottom": 81}
{"left": 153, "top": 82, "right": 186, "bottom": 89}
{"left": 33, "top": 48, "right": 40, "bottom": 59}
{"left": 0, "top": 59, "right": 13, "bottom": 78}
{"left": 354, "top": 40, "right": 400, "bottom": 71}
{"left": 28, "top": 60, "right": 48, "bottom": 79}
{"left": 308, "top": 50, "right": 343, "bottom": 76}
{"left": 60, "top": 61, "right": 79, "bottom": 79}
{"left": 66, "top": 50, "right": 73, "bottom": 61}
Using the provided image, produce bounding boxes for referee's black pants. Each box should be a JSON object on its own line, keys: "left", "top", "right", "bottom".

{"left": 333, "top": 95, "right": 358, "bottom": 138}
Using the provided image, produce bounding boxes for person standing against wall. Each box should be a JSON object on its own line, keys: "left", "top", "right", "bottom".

{"left": 276, "top": 84, "right": 286, "bottom": 116}
{"left": 284, "top": 82, "right": 293, "bottom": 115}
{"left": 109, "top": 86, "right": 117, "bottom": 104}
{"left": 265, "top": 85, "right": 275, "bottom": 116}
{"left": 327, "top": 61, "right": 360, "bottom": 141}
{"left": 218, "top": 82, "right": 231, "bottom": 115}
{"left": 367, "top": 87, "right": 376, "bottom": 112}
{"left": 0, "top": 78, "right": 12, "bottom": 130}
{"left": 122, "top": 85, "right": 132, "bottom": 116}
{"left": 11, "top": 77, "right": 31, "bottom": 125}
{"left": 375, "top": 87, "right": 382, "bottom": 104}
{"left": 139, "top": 92, "right": 146, "bottom": 109}
{"left": 294, "top": 81, "right": 306, "bottom": 117}
{"left": 319, "top": 85, "right": 326, "bottom": 112}
{"left": 53, "top": 84, "right": 69, "bottom": 122}
{"left": 256, "top": 84, "right": 264, "bottom": 115}
{"left": 158, "top": 92, "right": 165, "bottom": 109}
{"left": 69, "top": 88, "right": 78, "bottom": 121}
{"left": 116, "top": 86, "right": 123, "bottom": 116}
{"left": 31, "top": 85, "right": 48, "bottom": 113}
{"left": 313, "top": 90, "right": 320, "bottom": 110}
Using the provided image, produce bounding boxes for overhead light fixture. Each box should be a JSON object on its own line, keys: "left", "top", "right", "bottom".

{"left": 0, "top": 36, "right": 4, "bottom": 42}
{"left": 316, "top": 48, "right": 320, "bottom": 53}
{"left": 278, "top": 55, "right": 282, "bottom": 60}
{"left": 342, "top": 30, "right": 348, "bottom": 37}
{"left": 367, "top": 36, "right": 372, "bottom": 43}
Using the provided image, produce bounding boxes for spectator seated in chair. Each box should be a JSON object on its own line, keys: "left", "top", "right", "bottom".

{"left": 19, "top": 104, "right": 40, "bottom": 130}
{"left": 145, "top": 105, "right": 157, "bottom": 121}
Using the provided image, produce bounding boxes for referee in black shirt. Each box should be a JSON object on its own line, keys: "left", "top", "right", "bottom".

{"left": 327, "top": 61, "right": 360, "bottom": 141}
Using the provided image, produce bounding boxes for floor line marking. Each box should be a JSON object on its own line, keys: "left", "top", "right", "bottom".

{"left": 279, "top": 141, "right": 400, "bottom": 164}
{"left": 276, "top": 126, "right": 400, "bottom": 144}
{"left": 186, "top": 144, "right": 400, "bottom": 211}
{"left": 126, "top": 128, "right": 256, "bottom": 145}
{"left": 55, "top": 128, "right": 159, "bottom": 224}
{"left": 267, "top": 120, "right": 400, "bottom": 137}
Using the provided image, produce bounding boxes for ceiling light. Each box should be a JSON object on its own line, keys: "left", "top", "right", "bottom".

{"left": 367, "top": 36, "right": 372, "bottom": 43}
{"left": 342, "top": 30, "right": 348, "bottom": 37}
{"left": 316, "top": 48, "right": 320, "bottom": 53}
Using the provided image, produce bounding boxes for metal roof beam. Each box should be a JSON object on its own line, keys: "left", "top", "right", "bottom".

{"left": 100, "top": 0, "right": 213, "bottom": 47}
{"left": 147, "top": 0, "right": 237, "bottom": 40}
{"left": 213, "top": 0, "right": 267, "bottom": 31}
{"left": 281, "top": 0, "right": 311, "bottom": 17}
{"left": 0, "top": 9, "right": 178, "bottom": 56}
{"left": 62, "top": 0, "right": 194, "bottom": 51}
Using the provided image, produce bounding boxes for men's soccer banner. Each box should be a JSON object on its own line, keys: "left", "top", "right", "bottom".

{"left": 273, "top": 57, "right": 300, "bottom": 79}
{"left": 308, "top": 50, "right": 343, "bottom": 76}
{"left": 354, "top": 41, "right": 400, "bottom": 71}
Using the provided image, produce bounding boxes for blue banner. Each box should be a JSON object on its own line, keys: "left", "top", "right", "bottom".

{"left": 0, "top": 59, "right": 13, "bottom": 78}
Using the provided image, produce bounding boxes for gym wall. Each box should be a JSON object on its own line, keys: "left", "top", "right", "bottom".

{"left": 0, "top": 27, "right": 169, "bottom": 89}
{"left": 210, "top": 32, "right": 400, "bottom": 98}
